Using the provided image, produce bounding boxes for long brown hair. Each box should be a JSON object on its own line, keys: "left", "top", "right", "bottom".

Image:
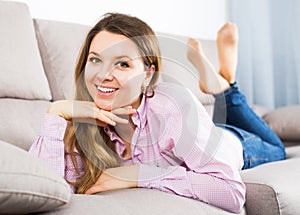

{"left": 66, "top": 13, "right": 161, "bottom": 194}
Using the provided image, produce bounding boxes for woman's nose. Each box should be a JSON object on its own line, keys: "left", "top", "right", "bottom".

{"left": 95, "top": 64, "right": 115, "bottom": 81}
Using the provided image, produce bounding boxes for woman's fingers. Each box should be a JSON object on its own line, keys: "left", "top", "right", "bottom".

{"left": 56, "top": 101, "right": 136, "bottom": 126}
{"left": 94, "top": 108, "right": 131, "bottom": 125}
{"left": 97, "top": 106, "right": 136, "bottom": 125}
{"left": 93, "top": 108, "right": 117, "bottom": 126}
{"left": 111, "top": 106, "right": 136, "bottom": 115}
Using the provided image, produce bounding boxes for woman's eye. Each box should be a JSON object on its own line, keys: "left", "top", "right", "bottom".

{"left": 89, "top": 57, "right": 101, "bottom": 64}
{"left": 115, "top": 61, "right": 129, "bottom": 68}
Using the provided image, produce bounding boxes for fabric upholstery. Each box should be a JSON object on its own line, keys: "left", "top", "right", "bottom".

{"left": 157, "top": 32, "right": 216, "bottom": 106}
{"left": 44, "top": 189, "right": 246, "bottom": 215}
{"left": 241, "top": 146, "right": 300, "bottom": 215}
{"left": 244, "top": 183, "right": 280, "bottom": 215}
{"left": 0, "top": 99, "right": 51, "bottom": 150}
{"left": 251, "top": 104, "right": 272, "bottom": 117}
{"left": 0, "top": 140, "right": 70, "bottom": 214}
{"left": 263, "top": 105, "right": 300, "bottom": 141}
{"left": 1, "top": 1, "right": 300, "bottom": 215}
{"left": 34, "top": 19, "right": 90, "bottom": 101}
{"left": 0, "top": 1, "right": 51, "bottom": 100}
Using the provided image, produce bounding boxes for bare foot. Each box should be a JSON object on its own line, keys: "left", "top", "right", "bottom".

{"left": 187, "top": 38, "right": 229, "bottom": 94}
{"left": 217, "top": 22, "right": 239, "bottom": 84}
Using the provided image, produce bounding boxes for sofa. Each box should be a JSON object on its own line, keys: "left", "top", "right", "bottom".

{"left": 1, "top": 1, "right": 300, "bottom": 214}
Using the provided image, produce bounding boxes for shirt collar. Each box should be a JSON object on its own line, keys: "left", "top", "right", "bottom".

{"left": 131, "top": 94, "right": 147, "bottom": 129}
{"left": 102, "top": 95, "right": 148, "bottom": 158}
{"left": 104, "top": 126, "right": 120, "bottom": 142}
{"left": 104, "top": 126, "right": 126, "bottom": 158}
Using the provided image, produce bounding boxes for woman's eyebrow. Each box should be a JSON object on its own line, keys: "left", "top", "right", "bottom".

{"left": 88, "top": 51, "right": 100, "bottom": 56}
{"left": 114, "top": 55, "right": 133, "bottom": 61}
{"left": 88, "top": 51, "right": 134, "bottom": 61}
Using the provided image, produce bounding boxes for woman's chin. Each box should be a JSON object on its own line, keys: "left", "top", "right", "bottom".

{"left": 95, "top": 102, "right": 113, "bottom": 111}
{"left": 94, "top": 95, "right": 140, "bottom": 111}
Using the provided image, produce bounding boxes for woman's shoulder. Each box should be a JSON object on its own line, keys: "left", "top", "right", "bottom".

{"left": 154, "top": 82, "right": 190, "bottom": 94}
{"left": 148, "top": 82, "right": 199, "bottom": 113}
{"left": 153, "top": 82, "right": 198, "bottom": 105}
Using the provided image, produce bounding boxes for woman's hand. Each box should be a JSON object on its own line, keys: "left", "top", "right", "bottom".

{"left": 47, "top": 100, "right": 136, "bottom": 126}
{"left": 85, "top": 165, "right": 139, "bottom": 194}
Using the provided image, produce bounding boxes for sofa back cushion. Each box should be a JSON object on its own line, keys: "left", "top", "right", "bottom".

{"left": 34, "top": 19, "right": 90, "bottom": 101}
{"left": 263, "top": 105, "right": 300, "bottom": 141}
{"left": 0, "top": 1, "right": 51, "bottom": 100}
{"left": 32, "top": 18, "right": 217, "bottom": 110}
{"left": 157, "top": 33, "right": 216, "bottom": 116}
{"left": 0, "top": 99, "right": 51, "bottom": 150}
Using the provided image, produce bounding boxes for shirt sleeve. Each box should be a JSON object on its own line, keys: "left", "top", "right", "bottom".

{"left": 28, "top": 113, "right": 83, "bottom": 193}
{"left": 137, "top": 89, "right": 246, "bottom": 213}
{"left": 138, "top": 158, "right": 245, "bottom": 213}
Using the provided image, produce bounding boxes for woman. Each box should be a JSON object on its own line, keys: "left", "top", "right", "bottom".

{"left": 29, "top": 13, "right": 285, "bottom": 213}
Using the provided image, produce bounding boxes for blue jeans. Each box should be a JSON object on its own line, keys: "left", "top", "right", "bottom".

{"left": 213, "top": 83, "right": 286, "bottom": 169}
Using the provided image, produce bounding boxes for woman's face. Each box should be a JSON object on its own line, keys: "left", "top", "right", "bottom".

{"left": 84, "top": 31, "right": 149, "bottom": 110}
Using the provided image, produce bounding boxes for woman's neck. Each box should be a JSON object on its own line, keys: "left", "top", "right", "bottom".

{"left": 113, "top": 93, "right": 143, "bottom": 150}
{"left": 114, "top": 117, "right": 136, "bottom": 144}
{"left": 114, "top": 118, "right": 136, "bottom": 159}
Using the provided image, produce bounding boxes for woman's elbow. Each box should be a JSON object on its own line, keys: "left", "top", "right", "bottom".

{"left": 225, "top": 184, "right": 246, "bottom": 213}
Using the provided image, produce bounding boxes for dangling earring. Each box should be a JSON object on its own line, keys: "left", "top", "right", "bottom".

{"left": 142, "top": 78, "right": 154, "bottom": 98}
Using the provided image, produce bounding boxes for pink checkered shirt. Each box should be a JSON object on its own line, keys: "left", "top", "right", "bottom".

{"left": 29, "top": 83, "right": 246, "bottom": 213}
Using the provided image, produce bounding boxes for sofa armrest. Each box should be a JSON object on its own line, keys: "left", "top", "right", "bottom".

{"left": 241, "top": 146, "right": 300, "bottom": 215}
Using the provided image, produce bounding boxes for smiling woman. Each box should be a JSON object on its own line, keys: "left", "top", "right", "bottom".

{"left": 28, "top": 12, "right": 285, "bottom": 214}
{"left": 84, "top": 31, "right": 152, "bottom": 111}
{"left": 31, "top": 12, "right": 163, "bottom": 195}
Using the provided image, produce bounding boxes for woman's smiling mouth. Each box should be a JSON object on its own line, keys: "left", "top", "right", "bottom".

{"left": 96, "top": 85, "right": 119, "bottom": 96}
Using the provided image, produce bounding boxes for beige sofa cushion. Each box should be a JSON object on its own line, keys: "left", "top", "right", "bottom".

{"left": 0, "top": 140, "right": 70, "bottom": 214}
{"left": 34, "top": 19, "right": 90, "bottom": 101}
{"left": 158, "top": 35, "right": 217, "bottom": 116}
{"left": 45, "top": 189, "right": 246, "bottom": 215}
{"left": 0, "top": 1, "right": 51, "bottom": 100}
{"left": 241, "top": 146, "right": 300, "bottom": 215}
{"left": 0, "top": 99, "right": 51, "bottom": 151}
{"left": 263, "top": 105, "right": 300, "bottom": 141}
{"left": 157, "top": 33, "right": 216, "bottom": 106}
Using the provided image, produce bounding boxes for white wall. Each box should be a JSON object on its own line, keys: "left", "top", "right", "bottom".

{"left": 9, "top": 0, "right": 229, "bottom": 40}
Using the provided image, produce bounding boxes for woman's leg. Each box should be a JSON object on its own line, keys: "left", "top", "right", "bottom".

{"left": 214, "top": 84, "right": 286, "bottom": 169}
{"left": 213, "top": 22, "right": 284, "bottom": 146}
{"left": 217, "top": 22, "right": 239, "bottom": 84}
{"left": 186, "top": 22, "right": 238, "bottom": 94}
{"left": 187, "top": 22, "right": 286, "bottom": 168}
{"left": 187, "top": 37, "right": 230, "bottom": 95}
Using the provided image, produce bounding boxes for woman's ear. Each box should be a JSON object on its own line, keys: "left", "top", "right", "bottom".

{"left": 146, "top": 64, "right": 156, "bottom": 79}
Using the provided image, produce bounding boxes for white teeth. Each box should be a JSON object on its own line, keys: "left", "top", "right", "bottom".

{"left": 97, "top": 86, "right": 116, "bottom": 93}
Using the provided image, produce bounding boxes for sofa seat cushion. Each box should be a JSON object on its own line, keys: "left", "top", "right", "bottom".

{"left": 241, "top": 146, "right": 300, "bottom": 215}
{"left": 0, "top": 140, "right": 70, "bottom": 214}
{"left": 0, "top": 1, "right": 51, "bottom": 100}
{"left": 43, "top": 189, "right": 246, "bottom": 215}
